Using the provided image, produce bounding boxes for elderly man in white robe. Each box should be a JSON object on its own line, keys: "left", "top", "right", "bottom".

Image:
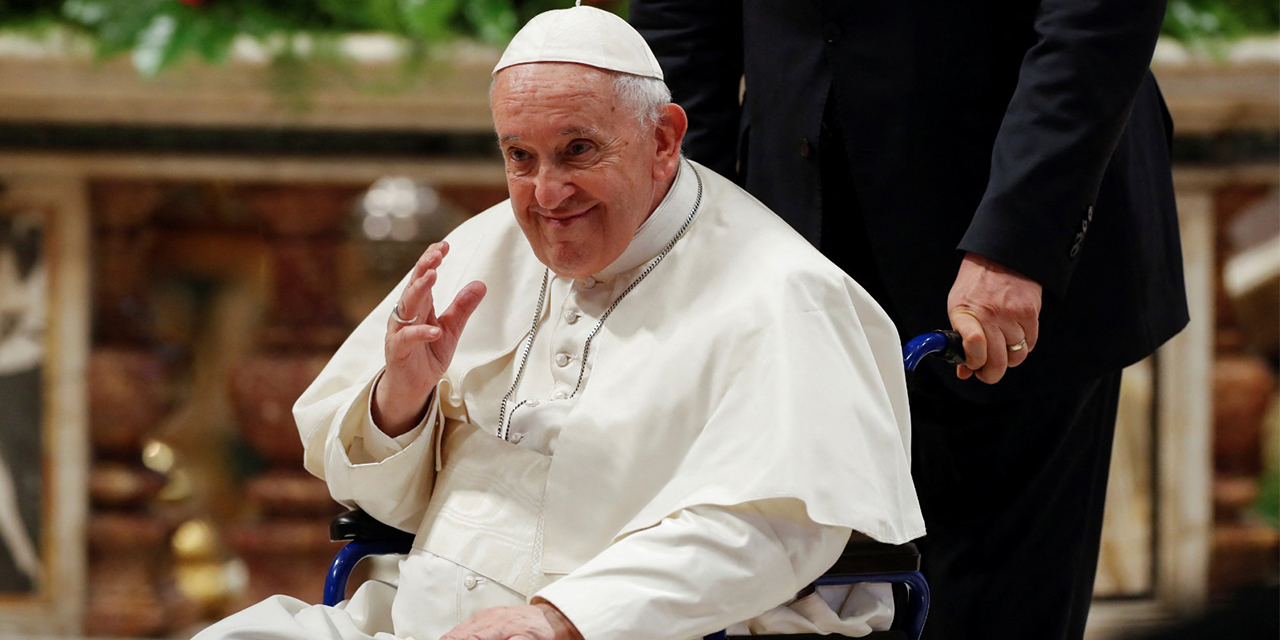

{"left": 196, "top": 6, "right": 924, "bottom": 640}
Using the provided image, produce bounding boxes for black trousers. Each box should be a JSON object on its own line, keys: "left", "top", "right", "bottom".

{"left": 819, "top": 109, "right": 1123, "bottom": 640}
{"left": 910, "top": 370, "right": 1121, "bottom": 640}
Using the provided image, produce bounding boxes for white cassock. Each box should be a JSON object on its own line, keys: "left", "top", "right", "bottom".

{"left": 196, "top": 160, "right": 925, "bottom": 640}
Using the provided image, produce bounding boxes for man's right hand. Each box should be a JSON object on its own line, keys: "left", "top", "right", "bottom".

{"left": 946, "top": 252, "right": 1041, "bottom": 385}
{"left": 373, "top": 241, "right": 486, "bottom": 436}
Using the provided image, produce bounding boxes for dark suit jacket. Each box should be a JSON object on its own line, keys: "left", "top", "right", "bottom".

{"left": 631, "top": 0, "right": 1189, "bottom": 398}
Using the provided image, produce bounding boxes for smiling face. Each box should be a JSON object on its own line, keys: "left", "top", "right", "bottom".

{"left": 491, "top": 63, "right": 685, "bottom": 279}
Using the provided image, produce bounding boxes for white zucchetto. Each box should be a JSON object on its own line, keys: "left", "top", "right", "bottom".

{"left": 492, "top": 3, "right": 664, "bottom": 80}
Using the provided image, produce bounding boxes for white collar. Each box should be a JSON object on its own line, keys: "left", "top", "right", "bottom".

{"left": 595, "top": 159, "right": 696, "bottom": 280}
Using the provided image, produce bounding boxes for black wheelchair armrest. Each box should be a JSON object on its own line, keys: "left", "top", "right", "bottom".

{"left": 329, "top": 509, "right": 416, "bottom": 543}
{"left": 825, "top": 534, "right": 921, "bottom": 575}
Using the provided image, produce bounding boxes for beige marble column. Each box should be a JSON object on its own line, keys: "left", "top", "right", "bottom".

{"left": 0, "top": 175, "right": 91, "bottom": 635}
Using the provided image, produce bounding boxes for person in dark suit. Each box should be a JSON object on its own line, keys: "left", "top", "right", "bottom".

{"left": 629, "top": 2, "right": 1189, "bottom": 639}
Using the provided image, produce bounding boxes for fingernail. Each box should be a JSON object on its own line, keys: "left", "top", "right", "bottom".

{"left": 427, "top": 327, "right": 440, "bottom": 337}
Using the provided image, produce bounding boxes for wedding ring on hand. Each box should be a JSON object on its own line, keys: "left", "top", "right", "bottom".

{"left": 1008, "top": 339, "right": 1028, "bottom": 352}
{"left": 391, "top": 302, "right": 419, "bottom": 325}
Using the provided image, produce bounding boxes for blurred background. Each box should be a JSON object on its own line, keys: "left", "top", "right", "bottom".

{"left": 0, "top": 1, "right": 1274, "bottom": 638}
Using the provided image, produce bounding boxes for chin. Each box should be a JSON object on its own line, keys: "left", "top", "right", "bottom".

{"left": 544, "top": 251, "right": 607, "bottom": 279}
{"left": 536, "top": 239, "right": 620, "bottom": 280}
{"left": 546, "top": 261, "right": 597, "bottom": 280}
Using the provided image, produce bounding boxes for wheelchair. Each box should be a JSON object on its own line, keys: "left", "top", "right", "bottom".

{"left": 322, "top": 331, "right": 964, "bottom": 640}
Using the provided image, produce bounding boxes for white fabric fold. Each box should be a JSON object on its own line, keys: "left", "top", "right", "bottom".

{"left": 538, "top": 499, "right": 893, "bottom": 640}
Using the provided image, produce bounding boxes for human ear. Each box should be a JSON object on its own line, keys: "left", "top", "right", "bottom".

{"left": 652, "top": 103, "right": 688, "bottom": 182}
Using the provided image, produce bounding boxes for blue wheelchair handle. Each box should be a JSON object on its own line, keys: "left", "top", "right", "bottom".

{"left": 324, "top": 539, "right": 414, "bottom": 607}
{"left": 903, "top": 330, "right": 965, "bottom": 371}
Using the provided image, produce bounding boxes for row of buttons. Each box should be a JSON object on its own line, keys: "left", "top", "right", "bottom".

{"left": 521, "top": 388, "right": 569, "bottom": 409}
{"left": 553, "top": 390, "right": 567, "bottom": 399}
{"left": 518, "top": 276, "right": 589, "bottom": 416}
{"left": 554, "top": 287, "right": 584, "bottom": 399}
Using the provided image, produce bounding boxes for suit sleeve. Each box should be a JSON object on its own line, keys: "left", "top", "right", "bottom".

{"left": 535, "top": 499, "right": 851, "bottom": 640}
{"left": 958, "top": 0, "right": 1168, "bottom": 295}
{"left": 629, "top": 0, "right": 743, "bottom": 178}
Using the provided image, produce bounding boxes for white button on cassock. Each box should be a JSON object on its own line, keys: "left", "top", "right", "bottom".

{"left": 564, "top": 309, "right": 580, "bottom": 324}
{"left": 582, "top": 276, "right": 597, "bottom": 289}
{"left": 463, "top": 575, "right": 478, "bottom": 590}
{"left": 555, "top": 353, "right": 571, "bottom": 367}
{"left": 552, "top": 390, "right": 568, "bottom": 400}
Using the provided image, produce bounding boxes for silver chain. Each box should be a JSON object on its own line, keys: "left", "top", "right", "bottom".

{"left": 496, "top": 268, "right": 550, "bottom": 441}
{"left": 496, "top": 162, "right": 704, "bottom": 441}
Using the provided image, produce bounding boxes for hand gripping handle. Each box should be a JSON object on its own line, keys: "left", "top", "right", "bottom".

{"left": 902, "top": 331, "right": 965, "bottom": 371}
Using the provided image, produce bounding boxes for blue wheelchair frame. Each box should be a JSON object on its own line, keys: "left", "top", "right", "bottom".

{"left": 323, "top": 330, "right": 964, "bottom": 640}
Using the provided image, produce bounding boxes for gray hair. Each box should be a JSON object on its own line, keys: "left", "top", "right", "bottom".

{"left": 611, "top": 72, "right": 672, "bottom": 128}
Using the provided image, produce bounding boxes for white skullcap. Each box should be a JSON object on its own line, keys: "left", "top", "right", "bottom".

{"left": 493, "top": 3, "right": 664, "bottom": 80}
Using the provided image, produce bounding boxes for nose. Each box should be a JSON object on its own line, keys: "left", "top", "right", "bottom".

{"left": 532, "top": 164, "right": 574, "bottom": 211}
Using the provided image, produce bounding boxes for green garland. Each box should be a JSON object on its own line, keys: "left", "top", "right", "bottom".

{"left": 0, "top": 0, "right": 1272, "bottom": 78}
{"left": 0, "top": 0, "right": 619, "bottom": 76}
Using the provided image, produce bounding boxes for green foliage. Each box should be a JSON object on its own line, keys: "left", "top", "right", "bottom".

{"left": 463, "top": 0, "right": 519, "bottom": 45}
{"left": 9, "top": 0, "right": 582, "bottom": 76}
{"left": 399, "top": 0, "right": 461, "bottom": 42}
{"left": 1257, "top": 469, "right": 1280, "bottom": 529}
{"left": 58, "top": 0, "right": 361, "bottom": 75}
{"left": 0, "top": 0, "right": 61, "bottom": 25}
{"left": 1163, "top": 0, "right": 1280, "bottom": 44}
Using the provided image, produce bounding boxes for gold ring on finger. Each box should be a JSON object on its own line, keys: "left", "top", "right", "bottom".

{"left": 1008, "top": 339, "right": 1028, "bottom": 352}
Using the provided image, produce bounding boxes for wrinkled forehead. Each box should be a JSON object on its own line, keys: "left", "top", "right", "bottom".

{"left": 490, "top": 63, "right": 627, "bottom": 134}
{"left": 492, "top": 62, "right": 617, "bottom": 101}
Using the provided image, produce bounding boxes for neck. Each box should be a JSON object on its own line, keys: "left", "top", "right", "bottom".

{"left": 643, "top": 164, "right": 679, "bottom": 224}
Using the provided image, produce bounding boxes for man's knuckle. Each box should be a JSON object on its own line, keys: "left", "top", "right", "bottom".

{"left": 971, "top": 301, "right": 999, "bottom": 317}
